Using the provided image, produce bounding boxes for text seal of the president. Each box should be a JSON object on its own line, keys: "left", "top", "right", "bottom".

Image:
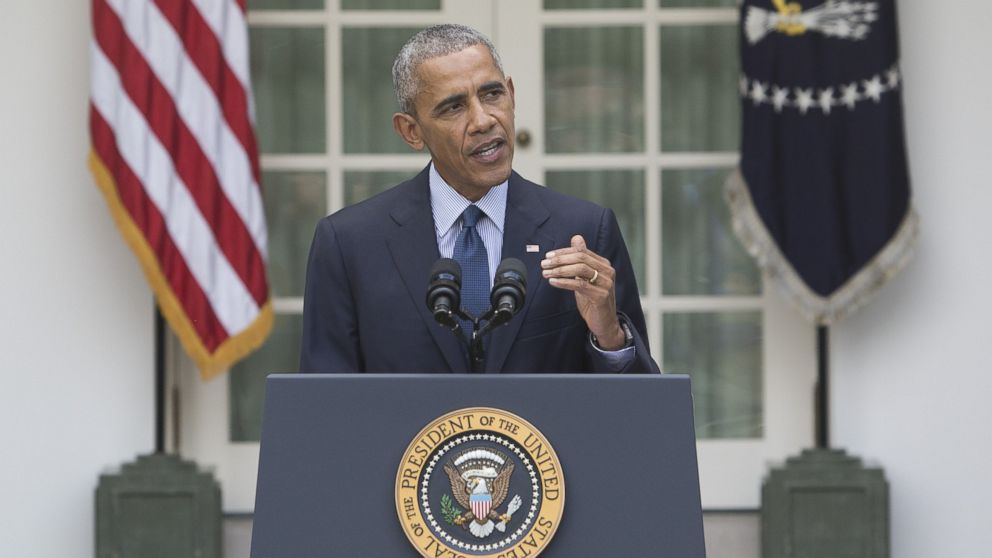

{"left": 396, "top": 407, "right": 565, "bottom": 558}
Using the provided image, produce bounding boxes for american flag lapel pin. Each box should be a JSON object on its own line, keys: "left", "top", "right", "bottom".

{"left": 526, "top": 244, "right": 540, "bottom": 253}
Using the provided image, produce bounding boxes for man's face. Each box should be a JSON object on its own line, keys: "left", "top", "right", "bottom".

{"left": 393, "top": 44, "right": 515, "bottom": 200}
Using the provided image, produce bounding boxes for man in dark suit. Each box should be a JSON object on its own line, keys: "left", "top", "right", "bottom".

{"left": 300, "top": 24, "right": 659, "bottom": 374}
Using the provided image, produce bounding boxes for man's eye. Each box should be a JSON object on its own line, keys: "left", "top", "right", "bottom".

{"left": 484, "top": 90, "right": 503, "bottom": 100}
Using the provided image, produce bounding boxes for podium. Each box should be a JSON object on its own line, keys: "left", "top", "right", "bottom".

{"left": 250, "top": 374, "right": 705, "bottom": 557}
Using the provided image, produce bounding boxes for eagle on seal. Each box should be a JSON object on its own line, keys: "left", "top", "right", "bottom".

{"left": 444, "top": 453, "right": 515, "bottom": 538}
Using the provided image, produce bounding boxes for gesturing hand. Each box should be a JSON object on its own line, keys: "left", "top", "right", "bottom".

{"left": 541, "top": 235, "right": 626, "bottom": 350}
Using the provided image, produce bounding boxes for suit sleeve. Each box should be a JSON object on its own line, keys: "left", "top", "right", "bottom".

{"left": 585, "top": 208, "right": 661, "bottom": 374}
{"left": 299, "top": 217, "right": 363, "bottom": 373}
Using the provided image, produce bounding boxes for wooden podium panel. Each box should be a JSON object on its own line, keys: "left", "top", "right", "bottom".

{"left": 251, "top": 374, "right": 704, "bottom": 557}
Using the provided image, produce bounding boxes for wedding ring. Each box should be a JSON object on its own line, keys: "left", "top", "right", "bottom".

{"left": 589, "top": 269, "right": 599, "bottom": 285}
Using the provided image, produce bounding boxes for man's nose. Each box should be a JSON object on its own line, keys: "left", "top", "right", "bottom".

{"left": 467, "top": 98, "right": 496, "bottom": 134}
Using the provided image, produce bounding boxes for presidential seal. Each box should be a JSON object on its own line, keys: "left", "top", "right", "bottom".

{"left": 396, "top": 408, "right": 564, "bottom": 558}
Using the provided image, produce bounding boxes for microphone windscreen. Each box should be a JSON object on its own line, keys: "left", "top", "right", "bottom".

{"left": 494, "top": 258, "right": 526, "bottom": 288}
{"left": 430, "top": 257, "right": 462, "bottom": 286}
{"left": 491, "top": 258, "right": 527, "bottom": 314}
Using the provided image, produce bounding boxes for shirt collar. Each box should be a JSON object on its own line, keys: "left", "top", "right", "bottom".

{"left": 429, "top": 163, "right": 507, "bottom": 236}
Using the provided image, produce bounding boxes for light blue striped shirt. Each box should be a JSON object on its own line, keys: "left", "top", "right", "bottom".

{"left": 427, "top": 164, "right": 635, "bottom": 368}
{"left": 429, "top": 164, "right": 506, "bottom": 289}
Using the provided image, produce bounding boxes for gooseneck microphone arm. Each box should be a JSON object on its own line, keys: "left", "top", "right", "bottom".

{"left": 426, "top": 257, "right": 527, "bottom": 373}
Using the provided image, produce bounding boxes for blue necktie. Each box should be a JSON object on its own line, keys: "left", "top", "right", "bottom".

{"left": 452, "top": 205, "right": 490, "bottom": 339}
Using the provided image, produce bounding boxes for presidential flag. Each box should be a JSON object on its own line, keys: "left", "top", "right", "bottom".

{"left": 727, "top": 0, "right": 918, "bottom": 324}
{"left": 89, "top": 0, "right": 272, "bottom": 378}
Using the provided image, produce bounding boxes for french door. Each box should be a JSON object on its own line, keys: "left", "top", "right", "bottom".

{"left": 176, "top": 0, "right": 815, "bottom": 513}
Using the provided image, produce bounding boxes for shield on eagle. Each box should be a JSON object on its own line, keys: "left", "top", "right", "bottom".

{"left": 470, "top": 493, "right": 492, "bottom": 519}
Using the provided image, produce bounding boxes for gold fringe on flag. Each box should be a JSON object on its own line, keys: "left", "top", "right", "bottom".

{"left": 725, "top": 168, "right": 919, "bottom": 325}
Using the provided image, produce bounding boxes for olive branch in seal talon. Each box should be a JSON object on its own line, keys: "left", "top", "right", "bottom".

{"left": 745, "top": 0, "right": 879, "bottom": 45}
{"left": 440, "top": 494, "right": 463, "bottom": 526}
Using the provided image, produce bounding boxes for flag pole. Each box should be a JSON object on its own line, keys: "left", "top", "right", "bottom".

{"left": 155, "top": 304, "right": 166, "bottom": 454}
{"left": 815, "top": 324, "right": 829, "bottom": 448}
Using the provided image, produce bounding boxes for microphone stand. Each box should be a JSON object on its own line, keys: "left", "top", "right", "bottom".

{"left": 447, "top": 306, "right": 512, "bottom": 373}
{"left": 469, "top": 322, "right": 486, "bottom": 374}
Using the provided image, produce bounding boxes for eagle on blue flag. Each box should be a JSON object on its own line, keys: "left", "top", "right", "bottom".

{"left": 727, "top": 0, "right": 918, "bottom": 324}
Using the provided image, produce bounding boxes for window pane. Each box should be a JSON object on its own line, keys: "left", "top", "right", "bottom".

{"left": 342, "top": 27, "right": 424, "bottom": 154}
{"left": 250, "top": 0, "right": 323, "bottom": 9}
{"left": 663, "top": 311, "right": 762, "bottom": 439}
{"left": 344, "top": 170, "right": 419, "bottom": 205}
{"left": 545, "top": 27, "right": 645, "bottom": 153}
{"left": 251, "top": 27, "right": 326, "bottom": 154}
{"left": 545, "top": 0, "right": 642, "bottom": 8}
{"left": 659, "top": 24, "right": 738, "bottom": 152}
{"left": 229, "top": 314, "right": 303, "bottom": 442}
{"left": 662, "top": 168, "right": 759, "bottom": 295}
{"left": 659, "top": 0, "right": 734, "bottom": 6}
{"left": 264, "top": 171, "right": 327, "bottom": 297}
{"left": 546, "top": 169, "right": 646, "bottom": 294}
{"left": 341, "top": 0, "right": 439, "bottom": 9}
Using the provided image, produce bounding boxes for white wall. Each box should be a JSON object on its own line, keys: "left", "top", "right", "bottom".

{"left": 1, "top": 1, "right": 990, "bottom": 557}
{"left": 833, "top": 2, "right": 992, "bottom": 558}
{"left": 0, "top": 2, "right": 154, "bottom": 556}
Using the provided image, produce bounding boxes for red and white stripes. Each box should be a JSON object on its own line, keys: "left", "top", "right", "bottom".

{"left": 89, "top": 0, "right": 271, "bottom": 378}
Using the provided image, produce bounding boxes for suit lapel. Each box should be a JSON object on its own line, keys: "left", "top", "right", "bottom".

{"left": 385, "top": 170, "right": 468, "bottom": 373}
{"left": 486, "top": 174, "right": 556, "bottom": 372}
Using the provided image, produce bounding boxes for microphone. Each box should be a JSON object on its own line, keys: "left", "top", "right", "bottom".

{"left": 426, "top": 258, "right": 462, "bottom": 330}
{"left": 488, "top": 258, "right": 527, "bottom": 328}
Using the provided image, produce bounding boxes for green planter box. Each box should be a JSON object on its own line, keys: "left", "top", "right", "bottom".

{"left": 96, "top": 453, "right": 222, "bottom": 558}
{"left": 762, "top": 448, "right": 889, "bottom": 558}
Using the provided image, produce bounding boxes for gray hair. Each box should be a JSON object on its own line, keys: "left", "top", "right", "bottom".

{"left": 392, "top": 24, "right": 504, "bottom": 114}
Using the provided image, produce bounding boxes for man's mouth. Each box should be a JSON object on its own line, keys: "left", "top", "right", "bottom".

{"left": 469, "top": 139, "right": 506, "bottom": 162}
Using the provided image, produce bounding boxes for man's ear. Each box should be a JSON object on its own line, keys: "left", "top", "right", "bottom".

{"left": 392, "top": 112, "right": 425, "bottom": 151}
{"left": 506, "top": 76, "right": 515, "bottom": 108}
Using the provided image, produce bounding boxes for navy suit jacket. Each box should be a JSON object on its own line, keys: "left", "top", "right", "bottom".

{"left": 299, "top": 166, "right": 660, "bottom": 374}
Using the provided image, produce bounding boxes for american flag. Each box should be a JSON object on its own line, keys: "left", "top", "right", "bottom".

{"left": 89, "top": 0, "right": 271, "bottom": 378}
